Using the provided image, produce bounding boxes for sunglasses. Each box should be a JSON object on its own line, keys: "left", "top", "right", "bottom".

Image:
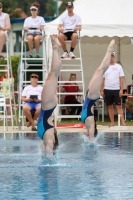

{"left": 30, "top": 76, "right": 38, "bottom": 79}
{"left": 67, "top": 6, "right": 73, "bottom": 8}
{"left": 31, "top": 9, "right": 37, "bottom": 11}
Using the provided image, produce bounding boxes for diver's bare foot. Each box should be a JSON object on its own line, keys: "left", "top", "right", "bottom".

{"left": 27, "top": 121, "right": 31, "bottom": 127}
{"left": 107, "top": 39, "right": 115, "bottom": 53}
{"left": 51, "top": 34, "right": 61, "bottom": 47}
{"left": 89, "top": 138, "right": 94, "bottom": 144}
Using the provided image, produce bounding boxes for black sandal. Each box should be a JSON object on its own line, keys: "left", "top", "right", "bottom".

{"left": 27, "top": 55, "right": 33, "bottom": 58}
{"left": 35, "top": 55, "right": 40, "bottom": 58}
{"left": 0, "top": 55, "right": 4, "bottom": 60}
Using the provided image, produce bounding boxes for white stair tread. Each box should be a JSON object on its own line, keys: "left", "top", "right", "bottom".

{"left": 21, "top": 58, "right": 46, "bottom": 60}
{"left": 60, "top": 69, "right": 81, "bottom": 72}
{"left": 61, "top": 58, "right": 80, "bottom": 60}
{"left": 22, "top": 69, "right": 46, "bottom": 71}
{"left": 25, "top": 64, "right": 47, "bottom": 66}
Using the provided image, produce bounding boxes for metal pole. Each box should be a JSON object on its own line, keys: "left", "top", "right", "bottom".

{"left": 54, "top": 0, "right": 59, "bottom": 17}
{"left": 56, "top": 0, "right": 59, "bottom": 16}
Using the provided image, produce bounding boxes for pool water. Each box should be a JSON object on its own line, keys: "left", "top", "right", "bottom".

{"left": 0, "top": 132, "right": 133, "bottom": 200}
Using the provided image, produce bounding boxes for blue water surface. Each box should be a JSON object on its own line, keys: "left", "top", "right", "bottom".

{"left": 0, "top": 132, "right": 133, "bottom": 200}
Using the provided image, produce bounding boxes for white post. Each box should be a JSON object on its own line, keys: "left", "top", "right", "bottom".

{"left": 118, "top": 114, "right": 121, "bottom": 126}
{"left": 9, "top": 30, "right": 14, "bottom": 56}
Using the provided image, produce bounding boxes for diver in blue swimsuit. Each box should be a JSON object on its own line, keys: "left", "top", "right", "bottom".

{"left": 37, "top": 34, "right": 61, "bottom": 154}
{"left": 81, "top": 39, "right": 115, "bottom": 144}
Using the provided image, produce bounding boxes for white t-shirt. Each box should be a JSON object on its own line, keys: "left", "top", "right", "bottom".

{"left": 24, "top": 16, "right": 45, "bottom": 34}
{"left": 0, "top": 12, "right": 7, "bottom": 27}
{"left": 103, "top": 63, "right": 125, "bottom": 90}
{"left": 59, "top": 13, "right": 82, "bottom": 33}
{"left": 22, "top": 85, "right": 43, "bottom": 100}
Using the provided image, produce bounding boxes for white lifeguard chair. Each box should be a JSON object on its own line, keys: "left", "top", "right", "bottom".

{"left": 18, "top": 30, "right": 48, "bottom": 130}
{"left": 54, "top": 31, "right": 85, "bottom": 126}
{"left": 0, "top": 31, "right": 17, "bottom": 129}
{"left": 0, "top": 95, "right": 7, "bottom": 131}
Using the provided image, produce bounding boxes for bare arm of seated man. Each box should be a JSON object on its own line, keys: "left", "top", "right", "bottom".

{"left": 74, "top": 25, "right": 82, "bottom": 32}
{"left": 58, "top": 24, "right": 64, "bottom": 33}
{"left": 58, "top": 24, "right": 82, "bottom": 33}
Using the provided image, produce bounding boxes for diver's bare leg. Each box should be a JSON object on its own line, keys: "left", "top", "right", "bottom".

{"left": 88, "top": 39, "right": 115, "bottom": 99}
{"left": 41, "top": 35, "right": 61, "bottom": 110}
{"left": 84, "top": 39, "right": 115, "bottom": 144}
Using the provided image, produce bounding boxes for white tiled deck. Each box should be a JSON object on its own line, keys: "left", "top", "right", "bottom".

{"left": 0, "top": 125, "right": 132, "bottom": 133}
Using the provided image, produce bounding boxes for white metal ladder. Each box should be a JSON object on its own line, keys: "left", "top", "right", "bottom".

{"left": 54, "top": 31, "right": 85, "bottom": 126}
{"left": 0, "top": 31, "right": 16, "bottom": 129}
{"left": 18, "top": 30, "right": 48, "bottom": 129}
{"left": 0, "top": 95, "right": 7, "bottom": 131}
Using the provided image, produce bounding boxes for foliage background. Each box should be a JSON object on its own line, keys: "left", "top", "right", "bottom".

{"left": 0, "top": 56, "right": 19, "bottom": 91}
{"left": 0, "top": 0, "right": 74, "bottom": 17}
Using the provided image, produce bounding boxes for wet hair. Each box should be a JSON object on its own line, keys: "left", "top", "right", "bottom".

{"left": 53, "top": 128, "right": 59, "bottom": 150}
{"left": 31, "top": 2, "right": 40, "bottom": 8}
{"left": 94, "top": 117, "right": 98, "bottom": 137}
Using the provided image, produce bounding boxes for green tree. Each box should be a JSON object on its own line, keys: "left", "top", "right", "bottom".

{"left": 17, "top": 0, "right": 47, "bottom": 17}
{"left": 17, "top": 0, "right": 34, "bottom": 16}
{"left": 38, "top": 0, "right": 47, "bottom": 16}
{"left": 45, "top": 0, "right": 75, "bottom": 17}
{"left": 0, "top": 0, "right": 21, "bottom": 17}
{"left": 45, "top": 0, "right": 54, "bottom": 16}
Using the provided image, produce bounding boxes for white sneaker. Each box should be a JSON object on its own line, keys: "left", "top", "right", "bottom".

{"left": 69, "top": 52, "right": 75, "bottom": 59}
{"left": 61, "top": 52, "right": 68, "bottom": 58}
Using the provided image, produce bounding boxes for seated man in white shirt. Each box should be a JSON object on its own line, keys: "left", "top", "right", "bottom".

{"left": 0, "top": 2, "right": 10, "bottom": 60}
{"left": 21, "top": 73, "right": 43, "bottom": 131}
{"left": 58, "top": 2, "right": 82, "bottom": 59}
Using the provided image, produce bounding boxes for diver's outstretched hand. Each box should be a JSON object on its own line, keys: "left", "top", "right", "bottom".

{"left": 107, "top": 39, "right": 115, "bottom": 54}
{"left": 51, "top": 34, "right": 61, "bottom": 47}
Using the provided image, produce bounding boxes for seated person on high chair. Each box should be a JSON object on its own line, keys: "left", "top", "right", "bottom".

{"left": 61, "top": 73, "right": 82, "bottom": 115}
{"left": 0, "top": 2, "right": 10, "bottom": 60}
{"left": 58, "top": 2, "right": 82, "bottom": 59}
{"left": 0, "top": 68, "right": 14, "bottom": 122}
{"left": 21, "top": 73, "right": 43, "bottom": 131}
{"left": 23, "top": 2, "right": 45, "bottom": 58}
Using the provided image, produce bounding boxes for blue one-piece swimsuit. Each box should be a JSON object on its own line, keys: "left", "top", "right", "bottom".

{"left": 37, "top": 106, "right": 56, "bottom": 140}
{"left": 81, "top": 91, "right": 98, "bottom": 123}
